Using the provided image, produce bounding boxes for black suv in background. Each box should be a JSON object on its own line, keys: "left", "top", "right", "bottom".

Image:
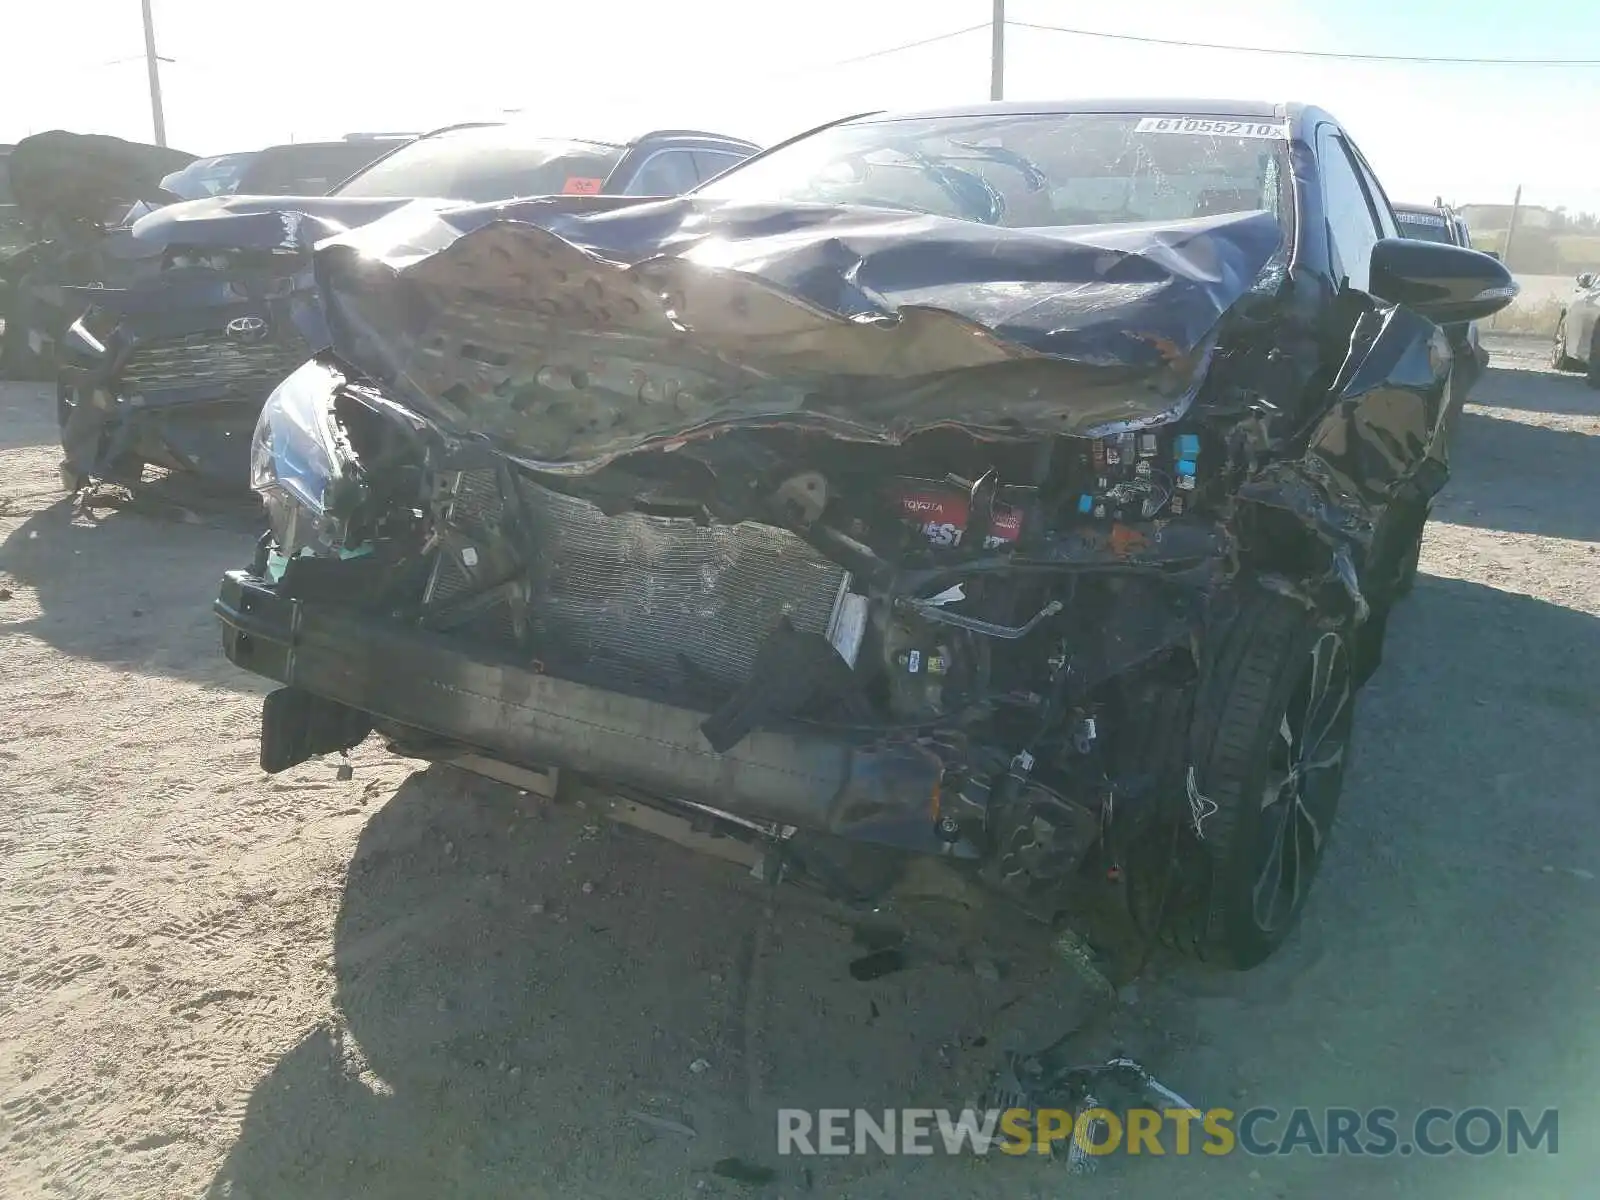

{"left": 159, "top": 136, "right": 418, "bottom": 202}
{"left": 1394, "top": 200, "right": 1491, "bottom": 401}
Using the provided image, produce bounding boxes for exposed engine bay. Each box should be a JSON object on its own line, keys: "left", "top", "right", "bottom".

{"left": 218, "top": 103, "right": 1519, "bottom": 973}
{"left": 250, "top": 334, "right": 1339, "bottom": 922}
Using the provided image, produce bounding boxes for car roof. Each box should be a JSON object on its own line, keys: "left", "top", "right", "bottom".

{"left": 253, "top": 138, "right": 412, "bottom": 155}
{"left": 825, "top": 99, "right": 1347, "bottom": 143}
{"left": 1393, "top": 201, "right": 1446, "bottom": 216}
{"left": 847, "top": 98, "right": 1302, "bottom": 122}
{"left": 413, "top": 121, "right": 757, "bottom": 154}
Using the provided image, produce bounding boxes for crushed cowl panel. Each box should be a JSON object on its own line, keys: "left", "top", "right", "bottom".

{"left": 312, "top": 199, "right": 1286, "bottom": 468}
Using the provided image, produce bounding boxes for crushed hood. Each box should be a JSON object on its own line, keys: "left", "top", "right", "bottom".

{"left": 313, "top": 197, "right": 1286, "bottom": 468}
{"left": 126, "top": 194, "right": 430, "bottom": 256}
{"left": 7, "top": 131, "right": 195, "bottom": 226}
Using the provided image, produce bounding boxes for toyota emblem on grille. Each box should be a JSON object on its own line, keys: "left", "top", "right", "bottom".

{"left": 225, "top": 316, "right": 269, "bottom": 343}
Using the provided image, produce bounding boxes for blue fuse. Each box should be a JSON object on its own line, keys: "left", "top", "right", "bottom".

{"left": 1176, "top": 459, "right": 1197, "bottom": 477}
{"left": 1174, "top": 433, "right": 1201, "bottom": 458}
{"left": 1078, "top": 494, "right": 1095, "bottom": 513}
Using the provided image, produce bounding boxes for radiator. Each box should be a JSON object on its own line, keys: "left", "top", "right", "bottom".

{"left": 425, "top": 470, "right": 850, "bottom": 693}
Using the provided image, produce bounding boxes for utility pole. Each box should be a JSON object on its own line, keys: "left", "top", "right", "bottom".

{"left": 1501, "top": 184, "right": 1523, "bottom": 271}
{"left": 140, "top": 0, "right": 168, "bottom": 146}
{"left": 990, "top": 0, "right": 1005, "bottom": 101}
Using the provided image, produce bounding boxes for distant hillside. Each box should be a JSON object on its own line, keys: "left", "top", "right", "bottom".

{"left": 1469, "top": 227, "right": 1600, "bottom": 275}
{"left": 1457, "top": 197, "right": 1600, "bottom": 276}
{"left": 1480, "top": 273, "right": 1571, "bottom": 337}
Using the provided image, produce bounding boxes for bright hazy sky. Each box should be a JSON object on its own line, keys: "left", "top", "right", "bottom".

{"left": 6, "top": 0, "right": 1599, "bottom": 214}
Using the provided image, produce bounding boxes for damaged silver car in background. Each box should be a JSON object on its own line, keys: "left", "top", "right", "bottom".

{"left": 216, "top": 100, "right": 1515, "bottom": 969}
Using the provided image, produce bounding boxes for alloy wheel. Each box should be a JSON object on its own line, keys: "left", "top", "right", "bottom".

{"left": 1250, "top": 630, "right": 1352, "bottom": 933}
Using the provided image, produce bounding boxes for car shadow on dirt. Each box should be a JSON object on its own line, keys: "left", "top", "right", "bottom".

{"left": 1433, "top": 408, "right": 1599, "bottom": 542}
{"left": 1105, "top": 569, "right": 1600, "bottom": 1196}
{"left": 1471, "top": 360, "right": 1600, "bottom": 418}
{"left": 203, "top": 762, "right": 1125, "bottom": 1200}
{"left": 0, "top": 380, "right": 55, "bottom": 452}
{"left": 204, "top": 571, "right": 1600, "bottom": 1200}
{"left": 0, "top": 474, "right": 263, "bottom": 685}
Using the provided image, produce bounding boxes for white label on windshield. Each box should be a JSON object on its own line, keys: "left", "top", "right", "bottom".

{"left": 1134, "top": 117, "right": 1287, "bottom": 139}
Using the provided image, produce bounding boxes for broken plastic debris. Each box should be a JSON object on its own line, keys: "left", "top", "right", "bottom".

{"left": 989, "top": 1052, "right": 1198, "bottom": 1172}
{"left": 711, "top": 1158, "right": 776, "bottom": 1185}
{"left": 825, "top": 591, "right": 869, "bottom": 667}
{"left": 628, "top": 1110, "right": 697, "bottom": 1138}
{"left": 848, "top": 947, "right": 909, "bottom": 981}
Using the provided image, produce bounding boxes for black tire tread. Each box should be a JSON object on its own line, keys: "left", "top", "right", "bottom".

{"left": 1161, "top": 588, "right": 1319, "bottom": 967}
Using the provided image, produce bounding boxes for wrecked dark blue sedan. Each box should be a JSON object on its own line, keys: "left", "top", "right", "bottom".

{"left": 215, "top": 100, "right": 1514, "bottom": 970}
{"left": 54, "top": 122, "right": 758, "bottom": 490}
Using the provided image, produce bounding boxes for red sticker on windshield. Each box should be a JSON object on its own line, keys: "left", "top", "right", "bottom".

{"left": 561, "top": 176, "right": 604, "bottom": 195}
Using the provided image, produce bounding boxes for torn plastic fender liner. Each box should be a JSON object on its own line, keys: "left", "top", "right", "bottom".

{"left": 312, "top": 199, "right": 1285, "bottom": 467}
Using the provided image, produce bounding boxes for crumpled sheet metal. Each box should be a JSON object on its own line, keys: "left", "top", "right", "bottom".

{"left": 313, "top": 199, "right": 1284, "bottom": 466}
{"left": 1236, "top": 304, "right": 1452, "bottom": 551}
{"left": 124, "top": 194, "right": 428, "bottom": 257}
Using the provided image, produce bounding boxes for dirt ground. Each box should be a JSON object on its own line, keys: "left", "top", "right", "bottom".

{"left": 2, "top": 336, "right": 1597, "bottom": 1199}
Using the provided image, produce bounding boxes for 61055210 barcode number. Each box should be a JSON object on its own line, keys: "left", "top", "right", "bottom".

{"left": 1133, "top": 117, "right": 1287, "bottom": 139}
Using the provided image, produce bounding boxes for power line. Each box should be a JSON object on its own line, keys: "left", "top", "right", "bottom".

{"left": 598, "top": 23, "right": 991, "bottom": 113}
{"left": 1007, "top": 20, "right": 1600, "bottom": 66}
{"left": 812, "top": 23, "right": 991, "bottom": 71}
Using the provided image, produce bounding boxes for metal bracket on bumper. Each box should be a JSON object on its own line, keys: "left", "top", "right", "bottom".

{"left": 214, "top": 571, "right": 952, "bottom": 851}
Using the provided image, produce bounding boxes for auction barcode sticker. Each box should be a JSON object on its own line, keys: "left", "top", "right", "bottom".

{"left": 1134, "top": 117, "right": 1287, "bottom": 139}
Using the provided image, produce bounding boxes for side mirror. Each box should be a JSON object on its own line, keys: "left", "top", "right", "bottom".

{"left": 1578, "top": 272, "right": 1596, "bottom": 290}
{"left": 1369, "top": 237, "right": 1518, "bottom": 324}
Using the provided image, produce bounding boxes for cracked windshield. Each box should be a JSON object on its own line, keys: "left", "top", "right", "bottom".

{"left": 699, "top": 112, "right": 1290, "bottom": 230}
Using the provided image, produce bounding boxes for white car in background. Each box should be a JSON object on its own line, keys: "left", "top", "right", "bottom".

{"left": 1552, "top": 272, "right": 1600, "bottom": 385}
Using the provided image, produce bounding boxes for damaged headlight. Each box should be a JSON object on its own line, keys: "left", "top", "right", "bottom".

{"left": 251, "top": 358, "right": 351, "bottom": 558}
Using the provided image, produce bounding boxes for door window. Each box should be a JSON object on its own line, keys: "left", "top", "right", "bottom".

{"left": 1317, "top": 127, "right": 1383, "bottom": 292}
{"left": 1343, "top": 138, "right": 1401, "bottom": 240}
{"left": 623, "top": 150, "right": 701, "bottom": 196}
{"left": 692, "top": 150, "right": 747, "bottom": 184}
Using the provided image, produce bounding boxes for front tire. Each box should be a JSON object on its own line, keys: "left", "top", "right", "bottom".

{"left": 1151, "top": 590, "right": 1355, "bottom": 969}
